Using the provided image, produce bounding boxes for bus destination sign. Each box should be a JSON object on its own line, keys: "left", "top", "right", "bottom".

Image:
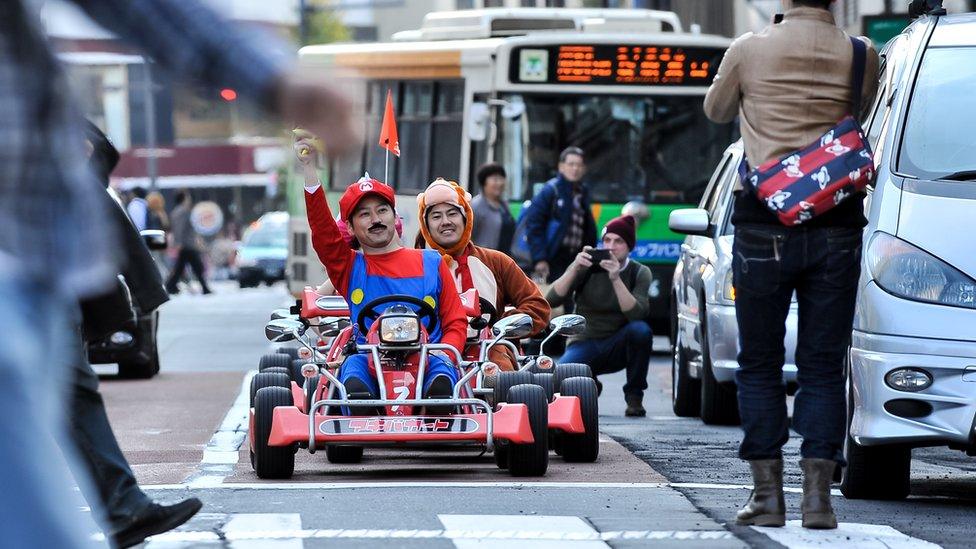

{"left": 511, "top": 44, "right": 724, "bottom": 86}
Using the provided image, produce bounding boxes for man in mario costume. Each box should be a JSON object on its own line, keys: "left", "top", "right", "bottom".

{"left": 295, "top": 138, "right": 467, "bottom": 411}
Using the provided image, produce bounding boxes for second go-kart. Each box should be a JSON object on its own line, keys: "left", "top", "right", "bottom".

{"left": 248, "top": 292, "right": 599, "bottom": 479}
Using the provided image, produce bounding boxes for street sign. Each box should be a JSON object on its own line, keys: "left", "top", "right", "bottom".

{"left": 863, "top": 15, "right": 911, "bottom": 47}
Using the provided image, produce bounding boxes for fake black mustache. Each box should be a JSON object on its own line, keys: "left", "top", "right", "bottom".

{"left": 368, "top": 222, "right": 387, "bottom": 231}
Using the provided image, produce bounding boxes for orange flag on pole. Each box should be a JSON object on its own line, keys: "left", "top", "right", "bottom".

{"left": 378, "top": 90, "right": 400, "bottom": 157}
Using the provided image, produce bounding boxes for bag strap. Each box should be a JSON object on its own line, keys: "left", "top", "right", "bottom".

{"left": 849, "top": 36, "right": 867, "bottom": 118}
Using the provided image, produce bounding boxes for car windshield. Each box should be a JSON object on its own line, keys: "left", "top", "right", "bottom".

{"left": 496, "top": 93, "right": 735, "bottom": 204}
{"left": 243, "top": 223, "right": 287, "bottom": 248}
{"left": 899, "top": 47, "right": 976, "bottom": 180}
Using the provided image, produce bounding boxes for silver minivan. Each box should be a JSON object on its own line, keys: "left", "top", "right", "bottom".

{"left": 669, "top": 141, "right": 798, "bottom": 426}
{"left": 842, "top": 12, "right": 976, "bottom": 500}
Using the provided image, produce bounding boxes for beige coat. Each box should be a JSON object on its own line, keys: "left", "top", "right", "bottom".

{"left": 704, "top": 7, "right": 880, "bottom": 186}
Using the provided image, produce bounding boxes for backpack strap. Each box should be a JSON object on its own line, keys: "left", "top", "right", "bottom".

{"left": 849, "top": 36, "right": 867, "bottom": 117}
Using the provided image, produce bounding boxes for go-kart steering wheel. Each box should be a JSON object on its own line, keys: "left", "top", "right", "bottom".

{"left": 356, "top": 294, "right": 438, "bottom": 336}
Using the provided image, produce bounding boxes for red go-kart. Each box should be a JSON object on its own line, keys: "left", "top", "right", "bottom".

{"left": 249, "top": 293, "right": 558, "bottom": 479}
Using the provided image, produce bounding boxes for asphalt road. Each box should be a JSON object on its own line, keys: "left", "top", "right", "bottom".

{"left": 93, "top": 281, "right": 975, "bottom": 548}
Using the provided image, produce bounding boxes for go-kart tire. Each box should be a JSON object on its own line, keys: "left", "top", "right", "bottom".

{"left": 553, "top": 363, "right": 592, "bottom": 393}
{"left": 253, "top": 386, "right": 295, "bottom": 479}
{"left": 259, "top": 353, "right": 292, "bottom": 372}
{"left": 558, "top": 376, "right": 599, "bottom": 463}
{"left": 276, "top": 347, "right": 300, "bottom": 359}
{"left": 304, "top": 375, "right": 321, "bottom": 415}
{"left": 326, "top": 444, "right": 364, "bottom": 464}
{"left": 250, "top": 372, "right": 291, "bottom": 408}
{"left": 533, "top": 373, "right": 555, "bottom": 402}
{"left": 262, "top": 367, "right": 290, "bottom": 377}
{"left": 506, "top": 384, "right": 549, "bottom": 477}
{"left": 494, "top": 445, "right": 509, "bottom": 469}
{"left": 493, "top": 370, "right": 533, "bottom": 407}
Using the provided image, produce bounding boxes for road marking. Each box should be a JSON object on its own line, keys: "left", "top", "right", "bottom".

{"left": 224, "top": 513, "right": 303, "bottom": 548}
{"left": 753, "top": 520, "right": 941, "bottom": 548}
{"left": 142, "top": 480, "right": 838, "bottom": 495}
{"left": 144, "top": 481, "right": 672, "bottom": 490}
{"left": 185, "top": 370, "right": 255, "bottom": 487}
{"left": 439, "top": 514, "right": 607, "bottom": 547}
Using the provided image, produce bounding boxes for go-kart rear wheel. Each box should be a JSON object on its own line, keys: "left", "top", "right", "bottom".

{"left": 493, "top": 370, "right": 533, "bottom": 407}
{"left": 262, "top": 367, "right": 290, "bottom": 377}
{"left": 506, "top": 384, "right": 549, "bottom": 477}
{"left": 250, "top": 372, "right": 291, "bottom": 408}
{"left": 554, "top": 363, "right": 592, "bottom": 393}
{"left": 253, "top": 386, "right": 295, "bottom": 479}
{"left": 533, "top": 373, "right": 555, "bottom": 402}
{"left": 259, "top": 353, "right": 292, "bottom": 372}
{"left": 494, "top": 445, "right": 509, "bottom": 469}
{"left": 276, "top": 347, "right": 300, "bottom": 359}
{"left": 304, "top": 375, "right": 321, "bottom": 415}
{"left": 558, "top": 376, "right": 599, "bottom": 463}
{"left": 325, "top": 444, "right": 364, "bottom": 464}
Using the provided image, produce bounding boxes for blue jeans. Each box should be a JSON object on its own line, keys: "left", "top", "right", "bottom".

{"left": 733, "top": 225, "right": 861, "bottom": 464}
{"left": 339, "top": 353, "right": 459, "bottom": 415}
{"left": 560, "top": 320, "right": 653, "bottom": 399}
{"left": 0, "top": 263, "right": 101, "bottom": 546}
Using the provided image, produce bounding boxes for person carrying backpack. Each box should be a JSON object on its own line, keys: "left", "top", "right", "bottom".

{"left": 703, "top": 0, "right": 879, "bottom": 531}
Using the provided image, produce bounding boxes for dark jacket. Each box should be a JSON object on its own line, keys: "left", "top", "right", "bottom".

{"left": 79, "top": 122, "right": 169, "bottom": 341}
{"left": 523, "top": 175, "right": 597, "bottom": 262}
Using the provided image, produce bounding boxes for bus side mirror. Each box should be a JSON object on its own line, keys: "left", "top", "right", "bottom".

{"left": 468, "top": 102, "right": 489, "bottom": 142}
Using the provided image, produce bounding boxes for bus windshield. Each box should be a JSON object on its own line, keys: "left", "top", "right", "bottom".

{"left": 497, "top": 93, "right": 734, "bottom": 204}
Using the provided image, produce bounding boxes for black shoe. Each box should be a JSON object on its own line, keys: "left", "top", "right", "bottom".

{"left": 624, "top": 394, "right": 646, "bottom": 417}
{"left": 423, "top": 374, "right": 454, "bottom": 415}
{"left": 345, "top": 377, "right": 379, "bottom": 415}
{"left": 111, "top": 498, "right": 203, "bottom": 548}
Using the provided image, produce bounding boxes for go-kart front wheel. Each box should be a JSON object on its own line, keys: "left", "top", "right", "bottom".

{"left": 253, "top": 386, "right": 295, "bottom": 479}
{"left": 558, "top": 376, "right": 599, "bottom": 463}
{"left": 505, "top": 384, "right": 549, "bottom": 477}
{"left": 259, "top": 353, "right": 292, "bottom": 372}
{"left": 493, "top": 370, "right": 533, "bottom": 407}
{"left": 554, "top": 363, "right": 592, "bottom": 392}
{"left": 250, "top": 371, "right": 291, "bottom": 408}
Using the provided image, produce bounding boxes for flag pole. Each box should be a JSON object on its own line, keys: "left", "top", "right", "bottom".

{"left": 385, "top": 149, "right": 389, "bottom": 185}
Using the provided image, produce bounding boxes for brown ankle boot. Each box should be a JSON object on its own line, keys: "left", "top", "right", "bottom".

{"left": 800, "top": 458, "right": 838, "bottom": 529}
{"left": 736, "top": 459, "right": 786, "bottom": 526}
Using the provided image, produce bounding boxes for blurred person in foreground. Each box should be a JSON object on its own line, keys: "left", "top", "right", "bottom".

{"left": 470, "top": 163, "right": 516, "bottom": 255}
{"left": 82, "top": 122, "right": 203, "bottom": 548}
{"left": 0, "top": 0, "right": 358, "bottom": 546}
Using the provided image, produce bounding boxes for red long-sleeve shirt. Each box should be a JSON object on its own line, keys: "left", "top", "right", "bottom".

{"left": 304, "top": 186, "right": 467, "bottom": 354}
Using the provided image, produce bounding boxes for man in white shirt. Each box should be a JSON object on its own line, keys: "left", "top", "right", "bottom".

{"left": 126, "top": 187, "right": 149, "bottom": 231}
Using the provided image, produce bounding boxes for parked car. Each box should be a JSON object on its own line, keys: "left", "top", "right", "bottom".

{"left": 668, "top": 141, "right": 799, "bottom": 426}
{"left": 842, "top": 10, "right": 976, "bottom": 500}
{"left": 236, "top": 212, "right": 289, "bottom": 288}
{"left": 87, "top": 228, "right": 167, "bottom": 379}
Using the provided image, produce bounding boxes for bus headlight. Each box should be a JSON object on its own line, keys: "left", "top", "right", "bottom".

{"left": 379, "top": 316, "right": 420, "bottom": 345}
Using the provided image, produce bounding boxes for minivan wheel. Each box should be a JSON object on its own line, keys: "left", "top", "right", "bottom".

{"left": 840, "top": 374, "right": 911, "bottom": 500}
{"left": 699, "top": 309, "right": 740, "bottom": 426}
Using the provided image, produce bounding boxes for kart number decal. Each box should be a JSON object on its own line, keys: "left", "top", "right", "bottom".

{"left": 390, "top": 386, "right": 410, "bottom": 412}
{"left": 319, "top": 417, "right": 480, "bottom": 435}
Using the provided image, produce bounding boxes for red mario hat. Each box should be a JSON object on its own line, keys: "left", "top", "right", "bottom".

{"left": 339, "top": 174, "right": 396, "bottom": 221}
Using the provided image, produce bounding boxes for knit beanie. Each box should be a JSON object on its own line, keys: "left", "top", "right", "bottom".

{"left": 416, "top": 178, "right": 473, "bottom": 258}
{"left": 602, "top": 215, "right": 637, "bottom": 250}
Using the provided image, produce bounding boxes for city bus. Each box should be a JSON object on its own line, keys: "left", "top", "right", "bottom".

{"left": 285, "top": 8, "right": 736, "bottom": 332}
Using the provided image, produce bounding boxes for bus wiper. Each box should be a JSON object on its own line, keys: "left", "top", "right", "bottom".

{"left": 938, "top": 170, "right": 976, "bottom": 181}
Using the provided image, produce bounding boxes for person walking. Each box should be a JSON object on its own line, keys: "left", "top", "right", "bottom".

{"left": 165, "top": 191, "right": 212, "bottom": 295}
{"left": 126, "top": 187, "right": 150, "bottom": 231}
{"left": 470, "top": 163, "right": 516, "bottom": 255}
{"left": 1, "top": 0, "right": 357, "bottom": 544}
{"left": 704, "top": 0, "right": 879, "bottom": 530}
{"left": 545, "top": 215, "right": 652, "bottom": 416}
{"left": 523, "top": 147, "right": 597, "bottom": 283}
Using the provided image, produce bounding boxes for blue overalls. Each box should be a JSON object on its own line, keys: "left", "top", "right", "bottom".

{"left": 339, "top": 249, "right": 459, "bottom": 411}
